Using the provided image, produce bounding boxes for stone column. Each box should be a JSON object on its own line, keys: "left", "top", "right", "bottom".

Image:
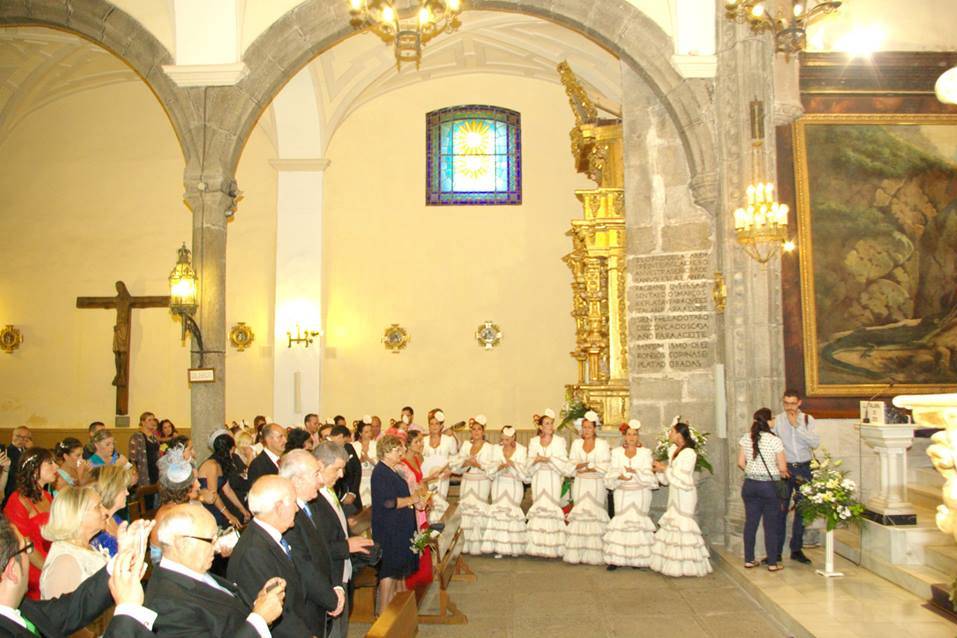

{"left": 715, "top": 6, "right": 787, "bottom": 549}
{"left": 183, "top": 180, "right": 236, "bottom": 450}
{"left": 860, "top": 423, "right": 918, "bottom": 525}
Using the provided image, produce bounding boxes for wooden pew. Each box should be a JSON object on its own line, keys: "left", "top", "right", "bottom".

{"left": 414, "top": 502, "right": 472, "bottom": 625}
{"left": 364, "top": 590, "right": 417, "bottom": 638}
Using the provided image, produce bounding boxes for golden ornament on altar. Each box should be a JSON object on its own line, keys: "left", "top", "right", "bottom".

{"left": 0, "top": 325, "right": 23, "bottom": 354}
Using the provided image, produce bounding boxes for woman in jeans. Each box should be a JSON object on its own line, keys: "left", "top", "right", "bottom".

{"left": 738, "top": 408, "right": 790, "bottom": 571}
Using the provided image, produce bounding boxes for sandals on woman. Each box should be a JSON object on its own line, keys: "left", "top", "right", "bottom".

{"left": 767, "top": 564, "right": 784, "bottom": 572}
{"left": 744, "top": 561, "right": 759, "bottom": 569}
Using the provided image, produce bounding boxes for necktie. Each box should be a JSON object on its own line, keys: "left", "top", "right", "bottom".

{"left": 326, "top": 487, "right": 342, "bottom": 512}
{"left": 22, "top": 615, "right": 39, "bottom": 637}
{"left": 279, "top": 537, "right": 292, "bottom": 557}
{"left": 302, "top": 505, "right": 315, "bottom": 524}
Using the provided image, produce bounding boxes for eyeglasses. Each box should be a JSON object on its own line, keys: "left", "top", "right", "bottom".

{"left": 11, "top": 541, "right": 34, "bottom": 559}
{"left": 181, "top": 534, "right": 216, "bottom": 544}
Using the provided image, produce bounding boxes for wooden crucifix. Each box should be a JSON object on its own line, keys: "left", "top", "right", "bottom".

{"left": 77, "top": 281, "right": 170, "bottom": 423}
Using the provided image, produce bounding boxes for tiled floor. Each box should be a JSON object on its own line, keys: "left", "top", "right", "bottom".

{"left": 350, "top": 555, "right": 787, "bottom": 637}
{"left": 717, "top": 546, "right": 957, "bottom": 638}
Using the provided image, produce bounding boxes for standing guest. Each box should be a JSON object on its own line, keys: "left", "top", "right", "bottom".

{"left": 739, "top": 408, "right": 790, "bottom": 571}
{"left": 3, "top": 448, "right": 57, "bottom": 600}
{"left": 328, "top": 426, "right": 362, "bottom": 516}
{"left": 351, "top": 419, "right": 378, "bottom": 506}
{"left": 422, "top": 409, "right": 456, "bottom": 523}
{"left": 564, "top": 411, "right": 611, "bottom": 565}
{"left": 304, "top": 413, "right": 321, "bottom": 449}
{"left": 772, "top": 389, "right": 820, "bottom": 566}
{"left": 399, "top": 431, "right": 434, "bottom": 588}
{"left": 400, "top": 406, "right": 422, "bottom": 433}
{"left": 90, "top": 465, "right": 132, "bottom": 557}
{"left": 198, "top": 431, "right": 250, "bottom": 529}
{"left": 279, "top": 451, "right": 345, "bottom": 630}
{"left": 39, "top": 486, "right": 109, "bottom": 606}
{"left": 230, "top": 431, "right": 254, "bottom": 508}
{"left": 88, "top": 430, "right": 129, "bottom": 469}
{"left": 155, "top": 420, "right": 177, "bottom": 453}
{"left": 53, "top": 438, "right": 92, "bottom": 493}
{"left": 525, "top": 409, "right": 569, "bottom": 558}
{"left": 452, "top": 416, "right": 496, "bottom": 555}
{"left": 333, "top": 416, "right": 347, "bottom": 428}
{"left": 372, "top": 436, "right": 421, "bottom": 613}
{"left": 284, "top": 429, "right": 314, "bottom": 453}
{"left": 603, "top": 420, "right": 656, "bottom": 570}
{"left": 128, "top": 412, "right": 160, "bottom": 502}
{"left": 247, "top": 424, "right": 286, "bottom": 486}
{"left": 370, "top": 416, "right": 383, "bottom": 440}
{"left": 481, "top": 425, "right": 528, "bottom": 558}
{"left": 82, "top": 422, "right": 105, "bottom": 461}
{"left": 148, "top": 504, "right": 285, "bottom": 637}
{"left": 228, "top": 476, "right": 322, "bottom": 638}
{"left": 4, "top": 427, "right": 33, "bottom": 507}
{"left": 649, "top": 420, "right": 712, "bottom": 577}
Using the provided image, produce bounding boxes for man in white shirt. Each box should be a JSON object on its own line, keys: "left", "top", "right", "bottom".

{"left": 147, "top": 504, "right": 285, "bottom": 637}
{"left": 771, "top": 389, "right": 820, "bottom": 565}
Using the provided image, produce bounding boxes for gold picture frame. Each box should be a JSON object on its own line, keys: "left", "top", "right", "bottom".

{"left": 793, "top": 113, "right": 957, "bottom": 396}
{"left": 229, "top": 322, "right": 255, "bottom": 352}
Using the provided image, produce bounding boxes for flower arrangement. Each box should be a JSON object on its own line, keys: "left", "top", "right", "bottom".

{"left": 652, "top": 418, "right": 713, "bottom": 474}
{"left": 796, "top": 452, "right": 864, "bottom": 531}
{"left": 409, "top": 528, "right": 439, "bottom": 555}
{"left": 558, "top": 400, "right": 588, "bottom": 432}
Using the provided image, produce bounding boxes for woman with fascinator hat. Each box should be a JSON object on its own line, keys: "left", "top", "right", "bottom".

{"left": 480, "top": 425, "right": 529, "bottom": 557}
{"left": 563, "top": 410, "right": 611, "bottom": 565}
{"left": 525, "top": 409, "right": 570, "bottom": 558}
{"left": 603, "top": 420, "right": 657, "bottom": 569}
{"left": 649, "top": 417, "right": 712, "bottom": 577}
{"left": 422, "top": 408, "right": 457, "bottom": 524}
{"left": 451, "top": 416, "right": 497, "bottom": 554}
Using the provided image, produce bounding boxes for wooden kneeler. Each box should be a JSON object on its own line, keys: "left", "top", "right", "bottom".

{"left": 365, "top": 591, "right": 418, "bottom": 638}
{"left": 415, "top": 504, "right": 472, "bottom": 625}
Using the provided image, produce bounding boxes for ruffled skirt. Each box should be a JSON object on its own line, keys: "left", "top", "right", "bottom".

{"left": 459, "top": 480, "right": 490, "bottom": 555}
{"left": 649, "top": 508, "right": 712, "bottom": 577}
{"left": 481, "top": 497, "right": 527, "bottom": 556}
{"left": 603, "top": 503, "right": 656, "bottom": 567}
{"left": 563, "top": 494, "right": 609, "bottom": 565}
{"left": 525, "top": 497, "right": 566, "bottom": 558}
{"left": 428, "top": 492, "right": 449, "bottom": 524}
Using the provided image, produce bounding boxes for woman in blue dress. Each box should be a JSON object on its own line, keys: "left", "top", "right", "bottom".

{"left": 197, "top": 430, "right": 250, "bottom": 528}
{"left": 372, "top": 434, "right": 423, "bottom": 613}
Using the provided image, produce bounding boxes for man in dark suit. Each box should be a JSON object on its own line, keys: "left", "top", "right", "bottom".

{"left": 247, "top": 424, "right": 287, "bottom": 486}
{"left": 147, "top": 504, "right": 285, "bottom": 637}
{"left": 328, "top": 426, "right": 363, "bottom": 516}
{"left": 0, "top": 515, "right": 154, "bottom": 637}
{"left": 311, "top": 442, "right": 375, "bottom": 638}
{"left": 3, "top": 428, "right": 31, "bottom": 507}
{"left": 228, "top": 475, "right": 321, "bottom": 638}
{"left": 279, "top": 450, "right": 345, "bottom": 633}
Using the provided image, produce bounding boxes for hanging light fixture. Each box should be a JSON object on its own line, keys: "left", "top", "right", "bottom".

{"left": 733, "top": 100, "right": 795, "bottom": 264}
{"left": 349, "top": 0, "right": 464, "bottom": 69}
{"left": 168, "top": 242, "right": 206, "bottom": 362}
{"left": 724, "top": 0, "right": 842, "bottom": 60}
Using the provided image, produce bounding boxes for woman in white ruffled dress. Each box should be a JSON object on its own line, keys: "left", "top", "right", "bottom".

{"left": 603, "top": 419, "right": 657, "bottom": 570}
{"left": 649, "top": 421, "right": 712, "bottom": 577}
{"left": 351, "top": 418, "right": 378, "bottom": 506}
{"left": 422, "top": 408, "right": 457, "bottom": 524}
{"left": 452, "top": 416, "right": 496, "bottom": 554}
{"left": 481, "top": 426, "right": 528, "bottom": 557}
{"left": 525, "top": 409, "right": 570, "bottom": 558}
{"left": 563, "top": 411, "right": 611, "bottom": 565}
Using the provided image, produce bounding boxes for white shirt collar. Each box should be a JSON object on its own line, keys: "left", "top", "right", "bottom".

{"left": 160, "top": 557, "right": 232, "bottom": 596}
{"left": 264, "top": 448, "right": 280, "bottom": 466}
{"left": 296, "top": 498, "right": 309, "bottom": 510}
{"left": 253, "top": 518, "right": 284, "bottom": 545}
{"left": 0, "top": 605, "right": 26, "bottom": 629}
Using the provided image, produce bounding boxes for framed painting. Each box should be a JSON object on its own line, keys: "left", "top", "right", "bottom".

{"left": 793, "top": 114, "right": 957, "bottom": 397}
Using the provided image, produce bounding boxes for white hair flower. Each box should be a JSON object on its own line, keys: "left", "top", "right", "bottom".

{"left": 543, "top": 408, "right": 556, "bottom": 419}
{"left": 474, "top": 414, "right": 487, "bottom": 426}
{"left": 434, "top": 410, "right": 446, "bottom": 423}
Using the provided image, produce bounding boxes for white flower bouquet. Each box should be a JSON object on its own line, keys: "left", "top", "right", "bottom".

{"left": 652, "top": 419, "right": 713, "bottom": 474}
{"left": 797, "top": 452, "right": 864, "bottom": 531}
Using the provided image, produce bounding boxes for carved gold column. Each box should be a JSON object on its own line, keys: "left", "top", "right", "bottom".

{"left": 559, "top": 62, "right": 629, "bottom": 425}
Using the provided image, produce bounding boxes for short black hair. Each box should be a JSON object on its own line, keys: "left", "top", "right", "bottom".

{"left": 784, "top": 388, "right": 802, "bottom": 400}
{"left": 304, "top": 413, "right": 318, "bottom": 424}
{"left": 330, "top": 425, "right": 352, "bottom": 440}
{"left": 333, "top": 415, "right": 346, "bottom": 425}
{"left": 402, "top": 406, "right": 414, "bottom": 415}
{"left": 88, "top": 421, "right": 105, "bottom": 433}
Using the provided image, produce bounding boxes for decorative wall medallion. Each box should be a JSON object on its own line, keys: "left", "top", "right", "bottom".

{"left": 383, "top": 324, "right": 410, "bottom": 353}
{"left": 0, "top": 325, "right": 23, "bottom": 354}
{"left": 229, "top": 322, "right": 255, "bottom": 352}
{"left": 475, "top": 320, "right": 502, "bottom": 350}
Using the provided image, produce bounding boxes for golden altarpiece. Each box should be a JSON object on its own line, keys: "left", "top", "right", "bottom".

{"left": 558, "top": 62, "right": 629, "bottom": 425}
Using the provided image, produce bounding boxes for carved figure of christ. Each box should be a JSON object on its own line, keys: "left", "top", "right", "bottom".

{"left": 76, "top": 281, "right": 170, "bottom": 417}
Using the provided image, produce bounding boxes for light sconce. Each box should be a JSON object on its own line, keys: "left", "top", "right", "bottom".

{"left": 288, "top": 324, "right": 321, "bottom": 349}
{"left": 349, "top": 0, "right": 464, "bottom": 69}
{"left": 168, "top": 243, "right": 206, "bottom": 364}
{"left": 936, "top": 66, "right": 957, "bottom": 105}
{"left": 733, "top": 100, "right": 795, "bottom": 264}
{"left": 724, "top": 0, "right": 842, "bottom": 60}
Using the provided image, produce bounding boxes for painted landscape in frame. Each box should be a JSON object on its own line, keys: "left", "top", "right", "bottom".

{"left": 793, "top": 114, "right": 957, "bottom": 397}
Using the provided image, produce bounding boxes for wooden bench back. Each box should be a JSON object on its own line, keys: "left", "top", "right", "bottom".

{"left": 365, "top": 590, "right": 417, "bottom": 638}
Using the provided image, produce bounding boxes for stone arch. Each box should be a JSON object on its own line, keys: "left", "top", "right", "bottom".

{"left": 222, "top": 0, "right": 717, "bottom": 207}
{"left": 0, "top": 0, "right": 199, "bottom": 165}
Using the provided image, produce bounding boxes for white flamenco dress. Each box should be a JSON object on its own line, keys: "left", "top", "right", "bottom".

{"left": 524, "top": 435, "right": 570, "bottom": 558}
{"left": 603, "top": 446, "right": 657, "bottom": 568}
{"left": 563, "top": 437, "right": 611, "bottom": 565}
{"left": 350, "top": 439, "right": 378, "bottom": 507}
{"left": 480, "top": 443, "right": 529, "bottom": 556}
{"left": 423, "top": 432, "right": 458, "bottom": 524}
{"left": 649, "top": 446, "right": 712, "bottom": 577}
{"left": 452, "top": 440, "right": 496, "bottom": 555}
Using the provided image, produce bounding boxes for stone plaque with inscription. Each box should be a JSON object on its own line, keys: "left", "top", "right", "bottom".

{"left": 688, "top": 252, "right": 710, "bottom": 281}
{"left": 631, "top": 284, "right": 667, "bottom": 313}
{"left": 668, "top": 281, "right": 710, "bottom": 313}
{"left": 632, "top": 254, "right": 687, "bottom": 284}
{"left": 669, "top": 341, "right": 714, "bottom": 370}
{"left": 629, "top": 316, "right": 653, "bottom": 340}
{"left": 654, "top": 314, "right": 712, "bottom": 340}
{"left": 631, "top": 343, "right": 666, "bottom": 372}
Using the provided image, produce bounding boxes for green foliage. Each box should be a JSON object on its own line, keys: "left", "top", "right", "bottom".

{"left": 652, "top": 423, "right": 713, "bottom": 475}
{"left": 808, "top": 125, "right": 952, "bottom": 179}
{"left": 558, "top": 400, "right": 588, "bottom": 433}
{"left": 797, "top": 452, "right": 865, "bottom": 531}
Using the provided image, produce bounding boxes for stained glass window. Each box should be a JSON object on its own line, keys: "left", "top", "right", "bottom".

{"left": 426, "top": 105, "right": 522, "bottom": 206}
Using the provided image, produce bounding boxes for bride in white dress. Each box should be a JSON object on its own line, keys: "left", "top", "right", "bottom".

{"left": 525, "top": 409, "right": 570, "bottom": 558}
{"left": 563, "top": 411, "right": 610, "bottom": 565}
{"left": 422, "top": 408, "right": 457, "bottom": 523}
{"left": 649, "top": 421, "right": 712, "bottom": 577}
{"left": 603, "top": 419, "right": 657, "bottom": 569}
{"left": 480, "top": 425, "right": 528, "bottom": 557}
{"left": 452, "top": 416, "right": 497, "bottom": 555}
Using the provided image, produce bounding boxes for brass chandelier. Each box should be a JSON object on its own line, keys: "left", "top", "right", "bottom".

{"left": 724, "top": 0, "right": 842, "bottom": 59}
{"left": 733, "top": 100, "right": 794, "bottom": 264}
{"left": 349, "top": 0, "right": 463, "bottom": 69}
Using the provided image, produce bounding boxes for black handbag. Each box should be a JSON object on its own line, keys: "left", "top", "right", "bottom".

{"left": 755, "top": 436, "right": 789, "bottom": 501}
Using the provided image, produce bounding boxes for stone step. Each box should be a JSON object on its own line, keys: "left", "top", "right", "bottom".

{"left": 924, "top": 543, "right": 957, "bottom": 575}
{"left": 909, "top": 482, "right": 943, "bottom": 511}
{"left": 909, "top": 466, "right": 944, "bottom": 489}
{"left": 850, "top": 544, "right": 949, "bottom": 600}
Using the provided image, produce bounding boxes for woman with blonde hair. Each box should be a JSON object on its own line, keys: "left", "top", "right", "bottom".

{"left": 603, "top": 419, "right": 657, "bottom": 570}
{"left": 90, "top": 464, "right": 132, "bottom": 557}
{"left": 39, "top": 486, "right": 109, "bottom": 602}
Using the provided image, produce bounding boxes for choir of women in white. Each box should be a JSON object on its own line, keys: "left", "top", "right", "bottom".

{"left": 362, "top": 408, "right": 712, "bottom": 576}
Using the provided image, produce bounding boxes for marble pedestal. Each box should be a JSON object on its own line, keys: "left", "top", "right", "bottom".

{"left": 860, "top": 423, "right": 917, "bottom": 525}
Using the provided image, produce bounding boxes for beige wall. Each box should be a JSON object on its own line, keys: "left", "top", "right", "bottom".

{"left": 320, "top": 73, "right": 587, "bottom": 429}
{"left": 0, "top": 73, "right": 277, "bottom": 429}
